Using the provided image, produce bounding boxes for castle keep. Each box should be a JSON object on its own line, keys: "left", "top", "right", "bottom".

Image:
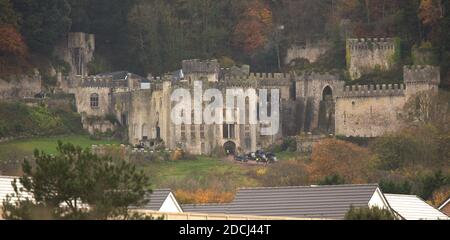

{"left": 347, "top": 38, "right": 398, "bottom": 80}
{"left": 58, "top": 33, "right": 440, "bottom": 154}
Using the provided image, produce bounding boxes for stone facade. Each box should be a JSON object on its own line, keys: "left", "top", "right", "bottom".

{"left": 335, "top": 66, "right": 440, "bottom": 137}
{"left": 55, "top": 32, "right": 95, "bottom": 77}
{"left": 61, "top": 33, "right": 441, "bottom": 155}
{"left": 285, "top": 39, "right": 331, "bottom": 64}
{"left": 67, "top": 64, "right": 440, "bottom": 154}
{"left": 347, "top": 38, "right": 398, "bottom": 80}
{"left": 0, "top": 70, "right": 42, "bottom": 99}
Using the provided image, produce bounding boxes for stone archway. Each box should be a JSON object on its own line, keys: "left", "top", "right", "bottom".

{"left": 223, "top": 141, "right": 237, "bottom": 156}
{"left": 318, "top": 86, "right": 335, "bottom": 134}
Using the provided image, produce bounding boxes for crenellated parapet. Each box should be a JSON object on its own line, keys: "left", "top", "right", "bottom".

{"left": 404, "top": 65, "right": 440, "bottom": 85}
{"left": 80, "top": 76, "right": 128, "bottom": 88}
{"left": 182, "top": 59, "right": 220, "bottom": 74}
{"left": 294, "top": 71, "right": 341, "bottom": 82}
{"left": 346, "top": 38, "right": 396, "bottom": 51}
{"left": 338, "top": 83, "right": 405, "bottom": 98}
{"left": 223, "top": 72, "right": 290, "bottom": 81}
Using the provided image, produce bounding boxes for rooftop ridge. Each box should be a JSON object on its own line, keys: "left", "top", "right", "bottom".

{"left": 237, "top": 183, "right": 380, "bottom": 191}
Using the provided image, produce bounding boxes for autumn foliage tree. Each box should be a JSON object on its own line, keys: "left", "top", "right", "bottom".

{"left": 0, "top": 25, "right": 27, "bottom": 57}
{"left": 309, "top": 139, "right": 374, "bottom": 184}
{"left": 175, "top": 189, "right": 234, "bottom": 204}
{"left": 233, "top": 0, "right": 273, "bottom": 54}
{"left": 0, "top": 24, "right": 28, "bottom": 74}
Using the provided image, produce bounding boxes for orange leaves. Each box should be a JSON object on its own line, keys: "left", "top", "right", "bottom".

{"left": 0, "top": 25, "right": 28, "bottom": 57}
{"left": 175, "top": 189, "right": 234, "bottom": 204}
{"left": 233, "top": 0, "right": 273, "bottom": 54}
{"left": 309, "top": 139, "right": 373, "bottom": 184}
{"left": 419, "top": 0, "right": 443, "bottom": 27}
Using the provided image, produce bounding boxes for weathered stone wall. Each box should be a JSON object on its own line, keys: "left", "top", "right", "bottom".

{"left": 404, "top": 65, "right": 440, "bottom": 96}
{"left": 335, "top": 84, "right": 406, "bottom": 137}
{"left": 74, "top": 87, "right": 111, "bottom": 117}
{"left": 285, "top": 39, "right": 331, "bottom": 64}
{"left": 55, "top": 32, "right": 95, "bottom": 77}
{"left": 0, "top": 71, "right": 42, "bottom": 99}
{"left": 347, "top": 38, "right": 397, "bottom": 80}
{"left": 295, "top": 72, "right": 344, "bottom": 132}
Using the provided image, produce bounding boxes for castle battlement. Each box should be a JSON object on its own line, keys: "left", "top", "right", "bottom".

{"left": 80, "top": 76, "right": 128, "bottom": 88}
{"left": 223, "top": 72, "right": 290, "bottom": 82}
{"left": 182, "top": 59, "right": 220, "bottom": 74}
{"left": 339, "top": 83, "right": 405, "bottom": 98}
{"left": 295, "top": 71, "right": 341, "bottom": 82}
{"left": 403, "top": 65, "right": 440, "bottom": 84}
{"left": 347, "top": 37, "right": 396, "bottom": 51}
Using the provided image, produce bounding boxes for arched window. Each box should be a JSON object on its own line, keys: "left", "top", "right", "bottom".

{"left": 90, "top": 93, "right": 99, "bottom": 109}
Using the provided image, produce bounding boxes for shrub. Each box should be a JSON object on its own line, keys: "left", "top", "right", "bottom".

{"left": 175, "top": 189, "right": 234, "bottom": 204}
{"left": 258, "top": 160, "right": 309, "bottom": 187}
{"left": 379, "top": 179, "right": 412, "bottom": 195}
{"left": 318, "top": 174, "right": 346, "bottom": 185}
{"left": 345, "top": 206, "right": 398, "bottom": 220}
{"left": 309, "top": 139, "right": 374, "bottom": 184}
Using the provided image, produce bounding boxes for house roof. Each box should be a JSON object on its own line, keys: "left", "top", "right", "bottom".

{"left": 182, "top": 184, "right": 381, "bottom": 219}
{"left": 228, "top": 184, "right": 380, "bottom": 219}
{"left": 0, "top": 176, "right": 33, "bottom": 204}
{"left": 182, "top": 204, "right": 229, "bottom": 214}
{"left": 439, "top": 197, "right": 450, "bottom": 211}
{"left": 385, "top": 194, "right": 449, "bottom": 220}
{"left": 139, "top": 189, "right": 173, "bottom": 211}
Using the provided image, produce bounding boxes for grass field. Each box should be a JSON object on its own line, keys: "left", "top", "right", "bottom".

{"left": 0, "top": 135, "right": 120, "bottom": 163}
{"left": 143, "top": 156, "right": 260, "bottom": 189}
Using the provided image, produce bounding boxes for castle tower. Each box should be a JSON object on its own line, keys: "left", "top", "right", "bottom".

{"left": 404, "top": 65, "right": 440, "bottom": 96}
{"left": 55, "top": 32, "right": 95, "bottom": 78}
{"left": 182, "top": 59, "right": 220, "bottom": 83}
{"left": 346, "top": 38, "right": 398, "bottom": 80}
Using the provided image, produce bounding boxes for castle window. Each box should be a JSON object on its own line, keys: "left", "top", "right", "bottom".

{"left": 200, "top": 125, "right": 205, "bottom": 139}
{"left": 181, "top": 124, "right": 186, "bottom": 141}
{"left": 190, "top": 125, "right": 196, "bottom": 141}
{"left": 90, "top": 93, "right": 99, "bottom": 109}
{"left": 142, "top": 124, "right": 148, "bottom": 140}
{"left": 245, "top": 125, "right": 251, "bottom": 138}
{"left": 223, "top": 124, "right": 235, "bottom": 139}
{"left": 245, "top": 138, "right": 251, "bottom": 149}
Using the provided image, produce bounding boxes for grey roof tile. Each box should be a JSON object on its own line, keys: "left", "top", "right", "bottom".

{"left": 181, "top": 184, "right": 380, "bottom": 219}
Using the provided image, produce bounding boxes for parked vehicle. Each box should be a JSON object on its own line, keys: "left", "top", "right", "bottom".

{"left": 246, "top": 152, "right": 259, "bottom": 161}
{"left": 266, "top": 152, "right": 278, "bottom": 163}
{"left": 255, "top": 150, "right": 268, "bottom": 163}
{"left": 234, "top": 154, "right": 248, "bottom": 163}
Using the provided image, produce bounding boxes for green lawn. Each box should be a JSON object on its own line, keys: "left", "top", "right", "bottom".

{"left": 144, "top": 156, "right": 259, "bottom": 189}
{"left": 0, "top": 135, "right": 120, "bottom": 163}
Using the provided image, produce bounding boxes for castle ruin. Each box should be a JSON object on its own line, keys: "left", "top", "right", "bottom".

{"left": 58, "top": 33, "right": 441, "bottom": 154}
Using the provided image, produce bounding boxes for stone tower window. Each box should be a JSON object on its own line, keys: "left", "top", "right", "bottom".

{"left": 223, "top": 124, "right": 236, "bottom": 139}
{"left": 190, "top": 125, "right": 196, "bottom": 141}
{"left": 181, "top": 124, "right": 186, "bottom": 141}
{"left": 90, "top": 93, "right": 99, "bottom": 109}
{"left": 200, "top": 125, "right": 205, "bottom": 139}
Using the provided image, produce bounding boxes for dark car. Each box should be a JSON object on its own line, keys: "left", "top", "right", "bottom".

{"left": 266, "top": 152, "right": 278, "bottom": 163}
{"left": 255, "top": 150, "right": 268, "bottom": 163}
{"left": 246, "top": 152, "right": 260, "bottom": 162}
{"left": 234, "top": 154, "right": 248, "bottom": 163}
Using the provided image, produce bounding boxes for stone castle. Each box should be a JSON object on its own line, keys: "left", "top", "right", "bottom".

{"left": 57, "top": 33, "right": 440, "bottom": 155}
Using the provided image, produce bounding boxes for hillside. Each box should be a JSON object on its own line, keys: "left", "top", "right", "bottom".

{"left": 0, "top": 0, "right": 449, "bottom": 87}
